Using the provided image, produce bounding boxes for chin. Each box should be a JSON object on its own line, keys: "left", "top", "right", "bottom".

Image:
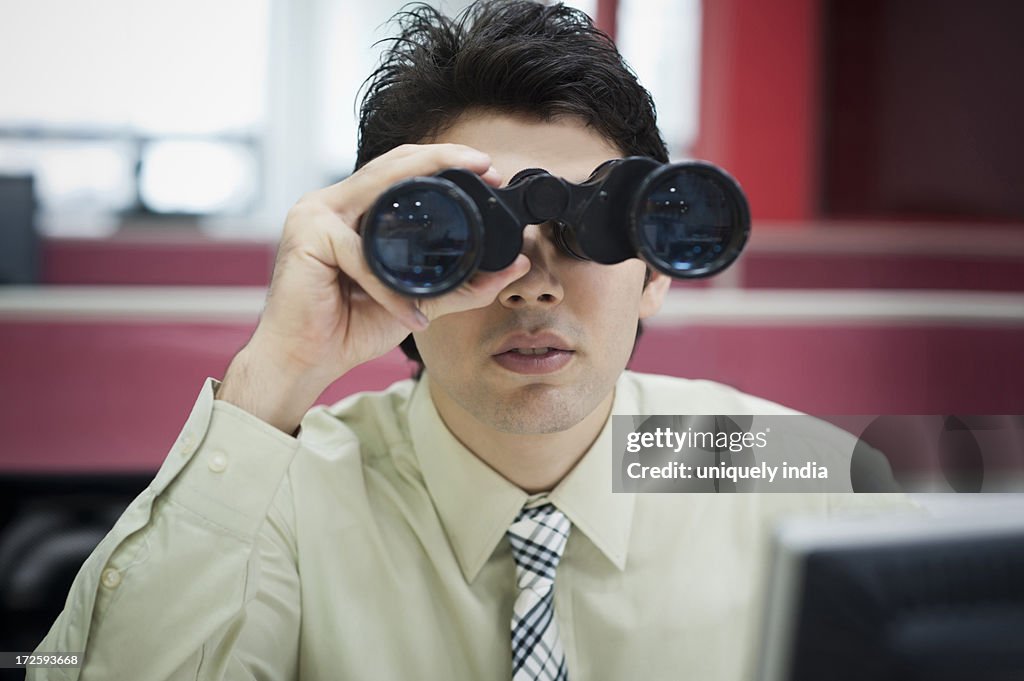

{"left": 486, "top": 409, "right": 583, "bottom": 435}
{"left": 475, "top": 385, "right": 596, "bottom": 435}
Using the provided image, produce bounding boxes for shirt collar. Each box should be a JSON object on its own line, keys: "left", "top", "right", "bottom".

{"left": 408, "top": 372, "right": 637, "bottom": 583}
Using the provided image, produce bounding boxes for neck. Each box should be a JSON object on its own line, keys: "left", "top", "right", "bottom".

{"left": 428, "top": 381, "right": 615, "bottom": 494}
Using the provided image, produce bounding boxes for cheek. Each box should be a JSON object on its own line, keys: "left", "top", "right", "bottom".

{"left": 413, "top": 314, "right": 477, "bottom": 368}
{"left": 412, "top": 325, "right": 452, "bottom": 368}
{"left": 569, "top": 263, "right": 646, "bottom": 346}
{"left": 572, "top": 262, "right": 646, "bottom": 309}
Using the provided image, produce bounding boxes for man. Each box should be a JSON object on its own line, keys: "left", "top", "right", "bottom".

{"left": 32, "top": 2, "right": 912, "bottom": 679}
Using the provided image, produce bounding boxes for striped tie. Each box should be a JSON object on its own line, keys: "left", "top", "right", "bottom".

{"left": 507, "top": 502, "right": 571, "bottom": 681}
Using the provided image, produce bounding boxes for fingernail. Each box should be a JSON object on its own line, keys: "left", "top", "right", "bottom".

{"left": 414, "top": 309, "right": 430, "bottom": 329}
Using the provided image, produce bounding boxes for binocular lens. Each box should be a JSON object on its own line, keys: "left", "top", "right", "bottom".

{"left": 363, "top": 160, "right": 750, "bottom": 297}
{"left": 364, "top": 181, "right": 482, "bottom": 296}
{"left": 633, "top": 167, "right": 747, "bottom": 278}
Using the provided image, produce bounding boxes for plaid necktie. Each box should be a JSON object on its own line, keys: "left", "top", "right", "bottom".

{"left": 507, "top": 502, "right": 572, "bottom": 681}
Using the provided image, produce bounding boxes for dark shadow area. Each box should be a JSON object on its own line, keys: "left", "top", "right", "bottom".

{"left": 0, "top": 473, "right": 153, "bottom": 681}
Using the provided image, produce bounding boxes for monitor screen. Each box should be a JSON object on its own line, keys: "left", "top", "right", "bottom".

{"left": 757, "top": 508, "right": 1024, "bottom": 681}
{"left": 0, "top": 174, "right": 38, "bottom": 284}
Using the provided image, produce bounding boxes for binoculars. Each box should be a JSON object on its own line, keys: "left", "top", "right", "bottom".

{"left": 361, "top": 156, "right": 750, "bottom": 297}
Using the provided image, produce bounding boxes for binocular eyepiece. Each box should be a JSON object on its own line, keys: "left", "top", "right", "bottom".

{"left": 361, "top": 156, "right": 750, "bottom": 297}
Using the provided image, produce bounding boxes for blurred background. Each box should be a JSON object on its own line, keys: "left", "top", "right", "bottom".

{"left": 1, "top": 0, "right": 1023, "bottom": 661}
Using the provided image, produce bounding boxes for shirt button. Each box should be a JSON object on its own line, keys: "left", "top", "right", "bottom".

{"left": 178, "top": 432, "right": 196, "bottom": 455}
{"left": 208, "top": 452, "right": 228, "bottom": 473}
{"left": 101, "top": 568, "right": 122, "bottom": 589}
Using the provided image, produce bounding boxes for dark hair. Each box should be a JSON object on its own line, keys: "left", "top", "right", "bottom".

{"left": 355, "top": 0, "right": 668, "bottom": 373}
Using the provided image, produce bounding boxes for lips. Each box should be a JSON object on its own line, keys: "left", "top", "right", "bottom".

{"left": 492, "top": 332, "right": 575, "bottom": 375}
{"left": 508, "top": 347, "right": 553, "bottom": 355}
{"left": 492, "top": 332, "right": 574, "bottom": 356}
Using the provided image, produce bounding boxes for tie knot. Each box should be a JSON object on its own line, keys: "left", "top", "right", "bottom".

{"left": 507, "top": 502, "right": 571, "bottom": 591}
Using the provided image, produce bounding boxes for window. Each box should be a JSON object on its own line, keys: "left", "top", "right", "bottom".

{"left": 0, "top": 0, "right": 268, "bottom": 235}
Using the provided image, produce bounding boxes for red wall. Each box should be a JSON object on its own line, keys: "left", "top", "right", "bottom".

{"left": 695, "top": 0, "right": 821, "bottom": 221}
{"left": 4, "top": 1, "right": 1023, "bottom": 473}
{"left": 3, "top": 319, "right": 1022, "bottom": 473}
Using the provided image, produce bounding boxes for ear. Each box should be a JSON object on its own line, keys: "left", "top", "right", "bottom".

{"left": 639, "top": 268, "right": 671, "bottom": 320}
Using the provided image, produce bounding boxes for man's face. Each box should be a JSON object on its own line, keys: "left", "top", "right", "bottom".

{"left": 413, "top": 110, "right": 670, "bottom": 434}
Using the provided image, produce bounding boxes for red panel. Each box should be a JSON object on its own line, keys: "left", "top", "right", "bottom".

{"left": 3, "top": 320, "right": 1022, "bottom": 473}
{"left": 820, "top": 0, "right": 884, "bottom": 217}
{"left": 595, "top": 0, "right": 618, "bottom": 39}
{"left": 42, "top": 237, "right": 275, "bottom": 286}
{"left": 695, "top": 0, "right": 820, "bottom": 221}
{"left": 741, "top": 253, "right": 1024, "bottom": 291}
{"left": 0, "top": 322, "right": 414, "bottom": 473}
{"left": 630, "top": 325, "right": 1024, "bottom": 414}
{"left": 822, "top": 0, "right": 1024, "bottom": 221}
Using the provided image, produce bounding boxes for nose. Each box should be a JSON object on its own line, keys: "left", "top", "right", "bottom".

{"left": 498, "top": 223, "right": 564, "bottom": 309}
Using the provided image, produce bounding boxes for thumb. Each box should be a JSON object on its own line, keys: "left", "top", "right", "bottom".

{"left": 418, "top": 255, "right": 531, "bottom": 322}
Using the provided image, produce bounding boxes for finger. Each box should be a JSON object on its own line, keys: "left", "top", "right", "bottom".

{"left": 481, "top": 165, "right": 503, "bottom": 188}
{"left": 313, "top": 143, "right": 494, "bottom": 222}
{"left": 417, "top": 255, "right": 531, "bottom": 322}
{"left": 345, "top": 287, "right": 420, "bottom": 349}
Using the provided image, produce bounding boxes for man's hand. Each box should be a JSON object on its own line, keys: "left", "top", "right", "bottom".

{"left": 218, "top": 143, "right": 530, "bottom": 433}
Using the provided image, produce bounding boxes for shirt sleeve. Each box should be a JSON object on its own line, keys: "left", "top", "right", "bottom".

{"left": 30, "top": 378, "right": 302, "bottom": 681}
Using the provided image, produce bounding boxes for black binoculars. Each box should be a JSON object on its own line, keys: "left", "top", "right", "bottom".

{"left": 361, "top": 156, "right": 750, "bottom": 297}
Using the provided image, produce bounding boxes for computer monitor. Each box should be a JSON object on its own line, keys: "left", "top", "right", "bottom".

{"left": 0, "top": 174, "right": 39, "bottom": 284}
{"left": 757, "top": 508, "right": 1024, "bottom": 681}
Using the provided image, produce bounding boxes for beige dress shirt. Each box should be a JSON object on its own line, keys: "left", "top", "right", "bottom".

{"left": 32, "top": 370, "right": 916, "bottom": 680}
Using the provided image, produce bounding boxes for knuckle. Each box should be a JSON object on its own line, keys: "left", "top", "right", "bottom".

{"left": 286, "top": 195, "right": 318, "bottom": 222}
{"left": 437, "top": 143, "right": 465, "bottom": 158}
{"left": 437, "top": 143, "right": 485, "bottom": 168}
{"left": 283, "top": 202, "right": 338, "bottom": 248}
{"left": 373, "top": 144, "right": 415, "bottom": 166}
{"left": 331, "top": 228, "right": 362, "bottom": 266}
{"left": 354, "top": 160, "right": 382, "bottom": 185}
